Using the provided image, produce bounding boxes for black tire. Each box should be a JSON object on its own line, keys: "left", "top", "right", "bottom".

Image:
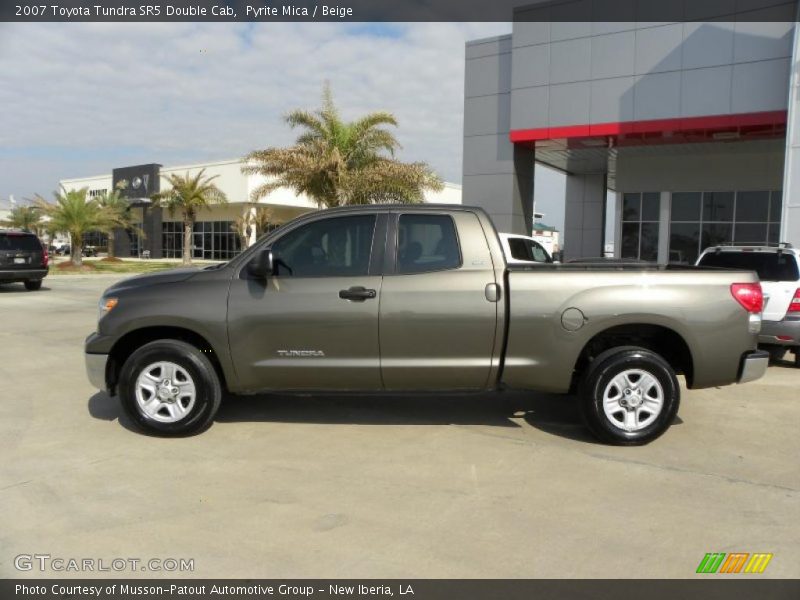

{"left": 765, "top": 345, "right": 786, "bottom": 363}
{"left": 579, "top": 346, "right": 680, "bottom": 445}
{"left": 794, "top": 349, "right": 800, "bottom": 368}
{"left": 24, "top": 280, "right": 42, "bottom": 291}
{"left": 118, "top": 339, "right": 222, "bottom": 436}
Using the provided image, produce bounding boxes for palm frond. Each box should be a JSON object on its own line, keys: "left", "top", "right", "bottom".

{"left": 242, "top": 84, "right": 442, "bottom": 209}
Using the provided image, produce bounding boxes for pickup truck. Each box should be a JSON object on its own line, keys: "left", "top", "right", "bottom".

{"left": 85, "top": 205, "right": 769, "bottom": 445}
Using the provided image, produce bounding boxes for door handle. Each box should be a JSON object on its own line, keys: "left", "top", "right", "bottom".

{"left": 339, "top": 286, "right": 377, "bottom": 301}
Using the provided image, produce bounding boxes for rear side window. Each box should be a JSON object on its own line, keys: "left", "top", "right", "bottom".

{"left": 698, "top": 252, "right": 800, "bottom": 281}
{"left": 396, "top": 214, "right": 461, "bottom": 274}
{"left": 0, "top": 234, "right": 41, "bottom": 252}
{"left": 508, "top": 238, "right": 550, "bottom": 262}
{"left": 508, "top": 238, "right": 531, "bottom": 261}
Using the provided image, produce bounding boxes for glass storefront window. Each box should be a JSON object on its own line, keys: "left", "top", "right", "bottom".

{"left": 668, "top": 222, "right": 700, "bottom": 264}
{"left": 621, "top": 192, "right": 660, "bottom": 261}
{"left": 666, "top": 190, "right": 783, "bottom": 264}
{"left": 162, "top": 221, "right": 242, "bottom": 260}
{"left": 703, "top": 192, "right": 734, "bottom": 222}
{"left": 641, "top": 192, "right": 660, "bottom": 221}
{"left": 622, "top": 193, "right": 641, "bottom": 221}
{"left": 670, "top": 192, "right": 701, "bottom": 221}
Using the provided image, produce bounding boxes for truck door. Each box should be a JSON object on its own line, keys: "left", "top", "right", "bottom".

{"left": 378, "top": 211, "right": 499, "bottom": 390}
{"left": 227, "top": 213, "right": 385, "bottom": 391}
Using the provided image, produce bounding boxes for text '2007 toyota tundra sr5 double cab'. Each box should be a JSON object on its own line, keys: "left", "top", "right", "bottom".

{"left": 85, "top": 205, "right": 768, "bottom": 445}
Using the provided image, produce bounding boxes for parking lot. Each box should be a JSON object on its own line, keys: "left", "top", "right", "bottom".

{"left": 0, "top": 275, "right": 798, "bottom": 579}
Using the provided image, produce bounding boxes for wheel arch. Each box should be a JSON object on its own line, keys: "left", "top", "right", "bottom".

{"left": 106, "top": 326, "right": 229, "bottom": 395}
{"left": 571, "top": 323, "right": 694, "bottom": 393}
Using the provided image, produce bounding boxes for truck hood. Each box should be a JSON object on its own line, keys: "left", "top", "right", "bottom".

{"left": 103, "top": 267, "right": 200, "bottom": 294}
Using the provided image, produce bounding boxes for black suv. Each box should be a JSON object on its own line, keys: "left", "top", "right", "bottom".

{"left": 0, "top": 230, "right": 49, "bottom": 290}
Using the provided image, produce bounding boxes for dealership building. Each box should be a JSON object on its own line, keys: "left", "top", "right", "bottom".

{"left": 59, "top": 160, "right": 461, "bottom": 260}
{"left": 464, "top": 1, "right": 799, "bottom": 262}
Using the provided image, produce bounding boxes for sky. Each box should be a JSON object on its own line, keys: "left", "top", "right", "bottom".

{"left": 0, "top": 21, "right": 574, "bottom": 233}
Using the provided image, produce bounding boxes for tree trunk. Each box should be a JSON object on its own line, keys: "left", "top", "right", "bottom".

{"left": 107, "top": 230, "right": 116, "bottom": 259}
{"left": 72, "top": 234, "right": 83, "bottom": 267}
{"left": 183, "top": 219, "right": 193, "bottom": 266}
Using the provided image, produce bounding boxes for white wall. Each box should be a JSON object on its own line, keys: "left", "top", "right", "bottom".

{"left": 161, "top": 159, "right": 250, "bottom": 204}
{"left": 60, "top": 159, "right": 462, "bottom": 223}
{"left": 60, "top": 175, "right": 113, "bottom": 195}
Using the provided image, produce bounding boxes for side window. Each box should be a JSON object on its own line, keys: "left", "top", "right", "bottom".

{"left": 507, "top": 238, "right": 533, "bottom": 261}
{"left": 527, "top": 240, "right": 550, "bottom": 263}
{"left": 396, "top": 214, "right": 461, "bottom": 274}
{"left": 270, "top": 215, "right": 376, "bottom": 277}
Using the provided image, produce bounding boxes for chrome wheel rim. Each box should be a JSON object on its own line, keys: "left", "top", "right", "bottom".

{"left": 602, "top": 368, "right": 664, "bottom": 432}
{"left": 135, "top": 361, "right": 196, "bottom": 423}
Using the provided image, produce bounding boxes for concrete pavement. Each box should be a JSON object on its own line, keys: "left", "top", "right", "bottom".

{"left": 0, "top": 275, "right": 798, "bottom": 578}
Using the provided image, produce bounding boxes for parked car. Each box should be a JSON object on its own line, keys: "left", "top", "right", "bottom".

{"left": 0, "top": 229, "right": 49, "bottom": 290}
{"left": 498, "top": 233, "right": 552, "bottom": 264}
{"left": 85, "top": 205, "right": 767, "bottom": 444}
{"left": 697, "top": 245, "right": 800, "bottom": 366}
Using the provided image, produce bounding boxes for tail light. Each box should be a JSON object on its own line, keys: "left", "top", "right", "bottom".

{"left": 731, "top": 283, "right": 763, "bottom": 313}
{"left": 41, "top": 242, "right": 49, "bottom": 267}
{"left": 787, "top": 289, "right": 800, "bottom": 314}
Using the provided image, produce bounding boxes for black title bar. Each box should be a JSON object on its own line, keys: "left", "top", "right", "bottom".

{"left": 3, "top": 579, "right": 800, "bottom": 600}
{"left": 2, "top": 0, "right": 798, "bottom": 22}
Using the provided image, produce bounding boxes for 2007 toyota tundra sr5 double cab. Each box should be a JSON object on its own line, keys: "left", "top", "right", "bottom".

{"left": 85, "top": 205, "right": 768, "bottom": 444}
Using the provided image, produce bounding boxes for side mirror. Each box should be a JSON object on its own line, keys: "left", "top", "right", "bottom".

{"left": 247, "top": 247, "right": 274, "bottom": 279}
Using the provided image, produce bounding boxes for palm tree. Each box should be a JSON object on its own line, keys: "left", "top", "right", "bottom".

{"left": 251, "top": 206, "right": 274, "bottom": 238}
{"left": 230, "top": 205, "right": 274, "bottom": 250}
{"left": 231, "top": 209, "right": 252, "bottom": 250}
{"left": 243, "top": 84, "right": 443, "bottom": 207}
{"left": 95, "top": 185, "right": 144, "bottom": 260}
{"left": 152, "top": 170, "right": 227, "bottom": 265}
{"left": 1, "top": 204, "right": 43, "bottom": 236}
{"left": 34, "top": 188, "right": 108, "bottom": 267}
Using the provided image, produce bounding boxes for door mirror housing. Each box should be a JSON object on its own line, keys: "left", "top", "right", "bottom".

{"left": 247, "top": 247, "right": 274, "bottom": 279}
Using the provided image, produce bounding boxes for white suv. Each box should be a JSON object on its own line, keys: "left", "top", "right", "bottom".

{"left": 499, "top": 233, "right": 553, "bottom": 265}
{"left": 697, "top": 245, "right": 800, "bottom": 366}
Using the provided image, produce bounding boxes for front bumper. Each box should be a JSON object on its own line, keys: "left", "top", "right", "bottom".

{"left": 758, "top": 316, "right": 800, "bottom": 347}
{"left": 738, "top": 350, "right": 770, "bottom": 384}
{"left": 0, "top": 268, "right": 48, "bottom": 282}
{"left": 85, "top": 352, "right": 109, "bottom": 391}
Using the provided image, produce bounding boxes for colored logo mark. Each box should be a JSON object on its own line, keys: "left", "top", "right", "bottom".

{"left": 696, "top": 552, "right": 773, "bottom": 574}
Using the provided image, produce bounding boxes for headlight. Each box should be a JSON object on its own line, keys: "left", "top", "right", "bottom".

{"left": 98, "top": 297, "right": 118, "bottom": 321}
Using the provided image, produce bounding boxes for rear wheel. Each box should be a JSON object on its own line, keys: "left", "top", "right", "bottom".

{"left": 795, "top": 349, "right": 800, "bottom": 368}
{"left": 24, "top": 280, "right": 42, "bottom": 291}
{"left": 765, "top": 345, "right": 786, "bottom": 363}
{"left": 579, "top": 346, "right": 680, "bottom": 445}
{"left": 118, "top": 340, "right": 221, "bottom": 436}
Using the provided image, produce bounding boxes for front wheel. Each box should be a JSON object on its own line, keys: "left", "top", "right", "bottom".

{"left": 118, "top": 340, "right": 222, "bottom": 436}
{"left": 579, "top": 347, "right": 680, "bottom": 445}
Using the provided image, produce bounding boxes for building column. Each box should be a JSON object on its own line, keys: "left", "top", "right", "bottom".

{"left": 462, "top": 36, "right": 534, "bottom": 235}
{"left": 113, "top": 226, "right": 130, "bottom": 257}
{"left": 563, "top": 173, "right": 606, "bottom": 260}
{"left": 782, "top": 8, "right": 800, "bottom": 247}
{"left": 657, "top": 191, "right": 671, "bottom": 264}
{"left": 142, "top": 205, "right": 163, "bottom": 258}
